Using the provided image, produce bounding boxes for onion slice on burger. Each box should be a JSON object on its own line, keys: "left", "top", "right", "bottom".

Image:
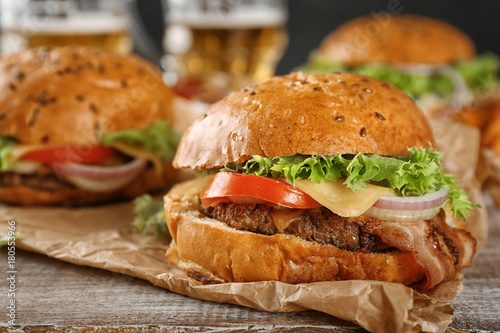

{"left": 372, "top": 188, "right": 450, "bottom": 210}
{"left": 52, "top": 158, "right": 146, "bottom": 179}
{"left": 52, "top": 158, "right": 147, "bottom": 192}
{"left": 364, "top": 206, "right": 443, "bottom": 222}
{"left": 365, "top": 188, "right": 450, "bottom": 222}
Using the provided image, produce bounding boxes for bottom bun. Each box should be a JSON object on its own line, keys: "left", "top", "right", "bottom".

{"left": 164, "top": 179, "right": 425, "bottom": 285}
{"left": 0, "top": 162, "right": 176, "bottom": 206}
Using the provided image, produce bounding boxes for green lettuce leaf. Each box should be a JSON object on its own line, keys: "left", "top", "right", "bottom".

{"left": 0, "top": 137, "right": 15, "bottom": 171}
{"left": 100, "top": 120, "right": 180, "bottom": 160}
{"left": 301, "top": 53, "right": 454, "bottom": 98}
{"left": 300, "top": 52, "right": 345, "bottom": 74}
{"left": 0, "top": 232, "right": 20, "bottom": 247}
{"left": 132, "top": 194, "right": 169, "bottom": 240}
{"left": 302, "top": 52, "right": 499, "bottom": 98}
{"left": 351, "top": 65, "right": 454, "bottom": 98}
{"left": 0, "top": 234, "right": 10, "bottom": 247}
{"left": 456, "top": 53, "right": 500, "bottom": 93}
{"left": 225, "top": 147, "right": 477, "bottom": 221}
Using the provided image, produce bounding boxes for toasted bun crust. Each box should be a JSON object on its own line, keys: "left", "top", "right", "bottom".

{"left": 174, "top": 72, "right": 435, "bottom": 169}
{"left": 0, "top": 162, "right": 176, "bottom": 206}
{"left": 318, "top": 15, "right": 476, "bottom": 66}
{"left": 164, "top": 181, "right": 425, "bottom": 285}
{"left": 0, "top": 46, "right": 174, "bottom": 145}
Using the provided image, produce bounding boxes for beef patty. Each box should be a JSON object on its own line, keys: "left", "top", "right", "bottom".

{"left": 0, "top": 172, "right": 73, "bottom": 191}
{"left": 202, "top": 203, "right": 394, "bottom": 253}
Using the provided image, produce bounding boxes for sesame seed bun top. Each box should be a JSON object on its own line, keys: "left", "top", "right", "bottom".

{"left": 318, "top": 15, "right": 476, "bottom": 66}
{"left": 173, "top": 72, "right": 435, "bottom": 170}
{"left": 0, "top": 46, "right": 174, "bottom": 146}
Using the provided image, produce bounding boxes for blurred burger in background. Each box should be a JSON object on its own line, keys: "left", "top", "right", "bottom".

{"left": 0, "top": 46, "right": 179, "bottom": 206}
{"left": 302, "top": 15, "right": 499, "bottom": 117}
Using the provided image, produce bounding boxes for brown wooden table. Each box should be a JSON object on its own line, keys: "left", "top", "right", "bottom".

{"left": 1, "top": 205, "right": 499, "bottom": 332}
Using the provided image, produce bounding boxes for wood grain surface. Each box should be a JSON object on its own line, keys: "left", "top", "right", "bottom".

{"left": 1, "top": 204, "right": 499, "bottom": 333}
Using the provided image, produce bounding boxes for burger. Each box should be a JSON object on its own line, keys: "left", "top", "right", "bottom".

{"left": 164, "top": 72, "right": 477, "bottom": 291}
{"left": 0, "top": 46, "right": 179, "bottom": 206}
{"left": 302, "top": 15, "right": 499, "bottom": 116}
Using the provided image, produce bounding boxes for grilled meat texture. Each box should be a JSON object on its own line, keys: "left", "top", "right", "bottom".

{"left": 0, "top": 172, "right": 73, "bottom": 191}
{"left": 202, "top": 203, "right": 395, "bottom": 252}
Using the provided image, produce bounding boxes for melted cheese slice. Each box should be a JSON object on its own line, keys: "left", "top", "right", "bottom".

{"left": 294, "top": 179, "right": 396, "bottom": 217}
{"left": 170, "top": 175, "right": 214, "bottom": 198}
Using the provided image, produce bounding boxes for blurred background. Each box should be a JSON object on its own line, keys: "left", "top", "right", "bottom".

{"left": 1, "top": 0, "right": 499, "bottom": 104}
{"left": 2, "top": 0, "right": 500, "bottom": 83}
{"left": 128, "top": 0, "right": 500, "bottom": 73}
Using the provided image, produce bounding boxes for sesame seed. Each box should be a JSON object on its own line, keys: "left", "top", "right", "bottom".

{"left": 89, "top": 104, "right": 98, "bottom": 113}
{"left": 358, "top": 94, "right": 366, "bottom": 102}
{"left": 360, "top": 127, "right": 367, "bottom": 137}
{"left": 14, "top": 70, "right": 25, "bottom": 82}
{"left": 335, "top": 116, "right": 345, "bottom": 122}
{"left": 375, "top": 112, "right": 386, "bottom": 120}
{"left": 363, "top": 88, "right": 373, "bottom": 93}
{"left": 27, "top": 108, "right": 40, "bottom": 126}
{"left": 40, "top": 134, "right": 50, "bottom": 143}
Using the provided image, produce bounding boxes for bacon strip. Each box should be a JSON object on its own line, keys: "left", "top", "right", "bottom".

{"left": 355, "top": 211, "right": 477, "bottom": 291}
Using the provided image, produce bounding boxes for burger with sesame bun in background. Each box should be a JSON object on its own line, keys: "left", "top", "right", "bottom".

{"left": 164, "top": 72, "right": 478, "bottom": 291}
{"left": 302, "top": 15, "right": 499, "bottom": 117}
{"left": 0, "top": 46, "right": 180, "bottom": 206}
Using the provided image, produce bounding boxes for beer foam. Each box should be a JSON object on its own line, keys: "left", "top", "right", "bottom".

{"left": 168, "top": 8, "right": 287, "bottom": 28}
{"left": 9, "top": 13, "right": 128, "bottom": 34}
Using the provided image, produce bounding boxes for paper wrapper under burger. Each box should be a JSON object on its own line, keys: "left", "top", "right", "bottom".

{"left": 0, "top": 120, "right": 487, "bottom": 333}
{"left": 484, "top": 150, "right": 500, "bottom": 206}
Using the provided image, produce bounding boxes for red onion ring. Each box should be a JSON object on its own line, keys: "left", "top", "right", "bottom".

{"left": 364, "top": 206, "right": 441, "bottom": 222}
{"left": 372, "top": 188, "right": 450, "bottom": 211}
{"left": 52, "top": 158, "right": 147, "bottom": 179}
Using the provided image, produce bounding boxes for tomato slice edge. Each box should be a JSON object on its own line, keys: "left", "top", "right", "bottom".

{"left": 200, "top": 173, "right": 322, "bottom": 209}
{"left": 20, "top": 145, "right": 117, "bottom": 164}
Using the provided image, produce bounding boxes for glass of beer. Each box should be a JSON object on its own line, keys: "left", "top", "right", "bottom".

{"left": 0, "top": 0, "right": 132, "bottom": 54}
{"left": 162, "top": 0, "right": 288, "bottom": 102}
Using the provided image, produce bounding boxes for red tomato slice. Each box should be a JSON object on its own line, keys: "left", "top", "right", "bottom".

{"left": 200, "top": 173, "right": 322, "bottom": 209}
{"left": 21, "top": 145, "right": 117, "bottom": 164}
